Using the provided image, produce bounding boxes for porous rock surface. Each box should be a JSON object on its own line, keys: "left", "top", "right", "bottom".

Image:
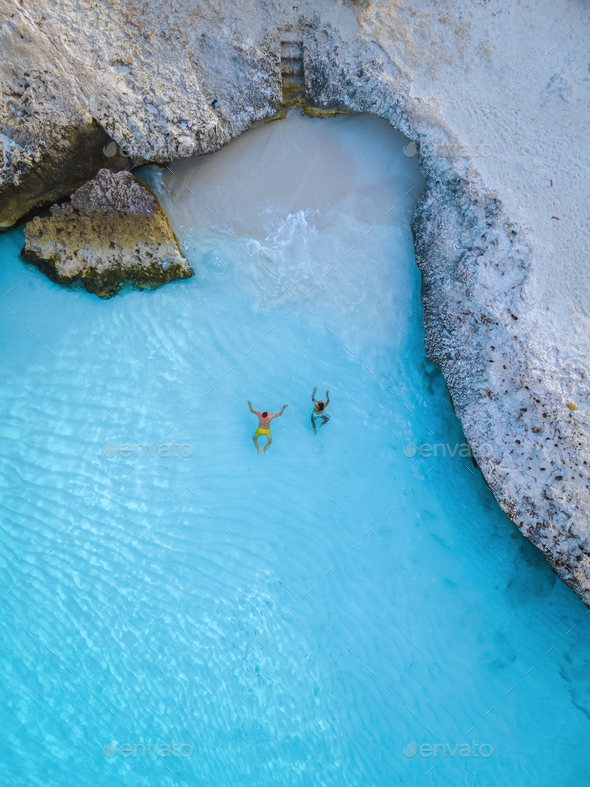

{"left": 1, "top": 0, "right": 589, "bottom": 603}
{"left": 23, "top": 169, "right": 191, "bottom": 298}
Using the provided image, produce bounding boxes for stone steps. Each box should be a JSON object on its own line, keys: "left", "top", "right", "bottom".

{"left": 281, "top": 58, "right": 303, "bottom": 77}
{"left": 281, "top": 41, "right": 303, "bottom": 58}
{"left": 279, "top": 28, "right": 304, "bottom": 107}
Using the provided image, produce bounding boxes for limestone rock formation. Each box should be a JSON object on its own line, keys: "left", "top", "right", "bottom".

{"left": 0, "top": 0, "right": 281, "bottom": 230}
{"left": 22, "top": 169, "right": 192, "bottom": 299}
{"left": 412, "top": 175, "right": 590, "bottom": 605}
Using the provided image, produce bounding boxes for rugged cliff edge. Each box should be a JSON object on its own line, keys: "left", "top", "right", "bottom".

{"left": 22, "top": 169, "right": 192, "bottom": 299}
{"left": 412, "top": 175, "right": 590, "bottom": 604}
{"left": 1, "top": 0, "right": 589, "bottom": 604}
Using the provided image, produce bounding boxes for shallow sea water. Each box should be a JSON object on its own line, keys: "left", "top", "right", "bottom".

{"left": 1, "top": 110, "right": 589, "bottom": 786}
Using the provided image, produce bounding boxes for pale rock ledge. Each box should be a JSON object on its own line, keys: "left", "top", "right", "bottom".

{"left": 22, "top": 169, "right": 192, "bottom": 299}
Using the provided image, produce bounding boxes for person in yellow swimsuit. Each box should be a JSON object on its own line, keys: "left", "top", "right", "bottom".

{"left": 248, "top": 401, "right": 288, "bottom": 455}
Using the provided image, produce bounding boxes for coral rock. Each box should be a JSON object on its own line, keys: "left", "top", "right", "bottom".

{"left": 22, "top": 169, "right": 192, "bottom": 299}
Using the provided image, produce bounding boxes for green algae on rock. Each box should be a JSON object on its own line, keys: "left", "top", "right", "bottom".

{"left": 22, "top": 169, "right": 192, "bottom": 299}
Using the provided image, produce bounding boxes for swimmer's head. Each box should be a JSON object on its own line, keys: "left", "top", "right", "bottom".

{"left": 262, "top": 411, "right": 268, "bottom": 418}
{"left": 317, "top": 402, "right": 324, "bottom": 411}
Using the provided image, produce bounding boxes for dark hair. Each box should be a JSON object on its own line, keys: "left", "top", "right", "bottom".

{"left": 317, "top": 402, "right": 324, "bottom": 411}
{"left": 262, "top": 411, "right": 268, "bottom": 418}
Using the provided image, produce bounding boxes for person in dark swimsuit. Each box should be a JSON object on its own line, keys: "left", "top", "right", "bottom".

{"left": 311, "top": 387, "right": 330, "bottom": 433}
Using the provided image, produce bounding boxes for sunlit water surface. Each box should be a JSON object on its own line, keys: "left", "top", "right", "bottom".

{"left": 1, "top": 111, "right": 589, "bottom": 786}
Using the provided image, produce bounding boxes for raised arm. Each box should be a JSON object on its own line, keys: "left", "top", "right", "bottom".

{"left": 271, "top": 404, "right": 289, "bottom": 419}
{"left": 325, "top": 390, "right": 329, "bottom": 406}
{"left": 248, "top": 401, "right": 259, "bottom": 415}
{"left": 312, "top": 387, "right": 318, "bottom": 404}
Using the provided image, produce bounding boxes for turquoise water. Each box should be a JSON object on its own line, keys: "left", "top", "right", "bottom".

{"left": 1, "top": 111, "right": 589, "bottom": 786}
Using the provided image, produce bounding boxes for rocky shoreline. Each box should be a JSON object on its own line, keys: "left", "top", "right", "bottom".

{"left": 1, "top": 0, "right": 588, "bottom": 604}
{"left": 412, "top": 174, "right": 589, "bottom": 605}
{"left": 22, "top": 169, "right": 192, "bottom": 299}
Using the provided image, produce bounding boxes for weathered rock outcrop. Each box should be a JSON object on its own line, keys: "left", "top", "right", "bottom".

{"left": 412, "top": 175, "right": 590, "bottom": 604}
{"left": 0, "top": 0, "right": 137, "bottom": 229}
{"left": 0, "top": 0, "right": 281, "bottom": 230}
{"left": 23, "top": 169, "right": 191, "bottom": 299}
{"left": 1, "top": 0, "right": 589, "bottom": 603}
